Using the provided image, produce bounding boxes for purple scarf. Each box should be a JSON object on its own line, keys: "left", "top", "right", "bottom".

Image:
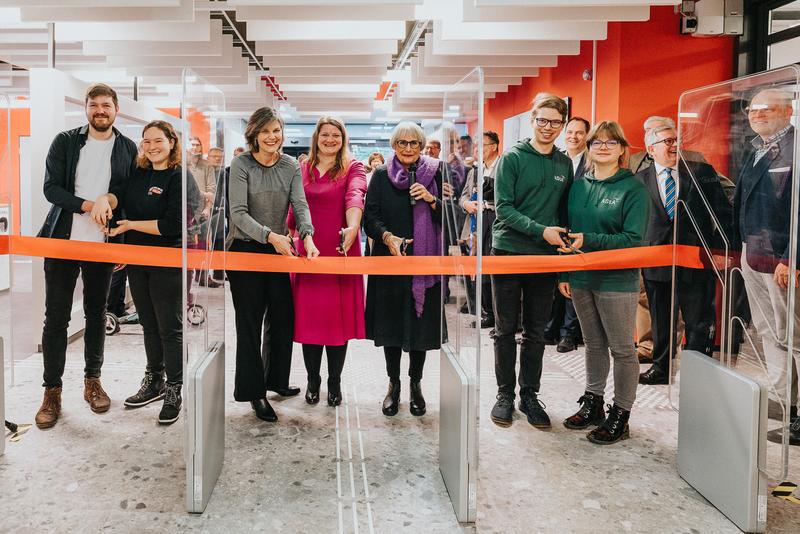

{"left": 387, "top": 154, "right": 441, "bottom": 317}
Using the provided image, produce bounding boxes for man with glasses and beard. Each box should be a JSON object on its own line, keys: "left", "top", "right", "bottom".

{"left": 736, "top": 88, "right": 799, "bottom": 445}
{"left": 34, "top": 83, "right": 138, "bottom": 429}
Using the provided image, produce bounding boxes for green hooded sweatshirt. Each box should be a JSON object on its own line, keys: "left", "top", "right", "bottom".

{"left": 563, "top": 168, "right": 650, "bottom": 292}
{"left": 492, "top": 139, "right": 573, "bottom": 255}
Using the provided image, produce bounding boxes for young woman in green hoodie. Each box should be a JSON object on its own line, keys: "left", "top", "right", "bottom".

{"left": 558, "top": 121, "right": 650, "bottom": 445}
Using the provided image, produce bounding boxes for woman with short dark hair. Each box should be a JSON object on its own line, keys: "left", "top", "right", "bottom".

{"left": 228, "top": 106, "right": 319, "bottom": 423}
{"left": 364, "top": 121, "right": 443, "bottom": 417}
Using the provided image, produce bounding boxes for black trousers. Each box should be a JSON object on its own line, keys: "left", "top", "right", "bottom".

{"left": 106, "top": 267, "right": 128, "bottom": 317}
{"left": 42, "top": 258, "right": 114, "bottom": 388}
{"left": 303, "top": 343, "right": 347, "bottom": 388}
{"left": 228, "top": 240, "right": 294, "bottom": 401}
{"left": 545, "top": 289, "right": 582, "bottom": 341}
{"left": 384, "top": 346, "right": 426, "bottom": 382}
{"left": 127, "top": 265, "right": 183, "bottom": 384}
{"left": 491, "top": 250, "right": 556, "bottom": 398}
{"left": 645, "top": 274, "right": 716, "bottom": 373}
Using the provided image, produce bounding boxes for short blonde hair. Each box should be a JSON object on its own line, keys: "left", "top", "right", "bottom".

{"left": 390, "top": 121, "right": 426, "bottom": 149}
{"left": 530, "top": 92, "right": 568, "bottom": 120}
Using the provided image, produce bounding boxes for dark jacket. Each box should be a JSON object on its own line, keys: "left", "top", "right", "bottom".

{"left": 734, "top": 127, "right": 795, "bottom": 272}
{"left": 492, "top": 139, "right": 573, "bottom": 255}
{"left": 637, "top": 160, "right": 732, "bottom": 282}
{"left": 38, "top": 124, "right": 138, "bottom": 240}
{"left": 364, "top": 162, "right": 444, "bottom": 352}
{"left": 564, "top": 168, "right": 650, "bottom": 292}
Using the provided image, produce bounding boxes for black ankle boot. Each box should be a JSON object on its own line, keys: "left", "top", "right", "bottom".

{"left": 382, "top": 381, "right": 400, "bottom": 416}
{"left": 563, "top": 392, "right": 605, "bottom": 430}
{"left": 587, "top": 404, "right": 630, "bottom": 445}
{"left": 327, "top": 381, "right": 342, "bottom": 407}
{"left": 251, "top": 398, "right": 278, "bottom": 422}
{"left": 305, "top": 380, "right": 320, "bottom": 405}
{"left": 409, "top": 381, "right": 426, "bottom": 416}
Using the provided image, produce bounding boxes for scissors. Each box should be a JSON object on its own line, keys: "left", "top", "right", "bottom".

{"left": 400, "top": 238, "right": 410, "bottom": 256}
{"left": 288, "top": 232, "right": 299, "bottom": 256}
{"left": 560, "top": 228, "right": 584, "bottom": 254}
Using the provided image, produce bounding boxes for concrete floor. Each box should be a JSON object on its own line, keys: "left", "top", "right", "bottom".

{"left": 2, "top": 281, "right": 800, "bottom": 533}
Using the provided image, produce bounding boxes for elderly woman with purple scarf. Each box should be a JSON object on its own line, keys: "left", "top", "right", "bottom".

{"left": 364, "top": 121, "right": 443, "bottom": 417}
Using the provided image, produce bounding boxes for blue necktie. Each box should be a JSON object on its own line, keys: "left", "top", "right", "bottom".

{"left": 663, "top": 168, "right": 676, "bottom": 221}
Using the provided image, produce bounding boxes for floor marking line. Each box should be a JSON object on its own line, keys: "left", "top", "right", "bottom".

{"left": 344, "top": 388, "right": 359, "bottom": 534}
{"left": 352, "top": 386, "right": 375, "bottom": 534}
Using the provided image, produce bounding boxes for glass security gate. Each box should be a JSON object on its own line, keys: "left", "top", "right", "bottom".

{"left": 439, "top": 67, "right": 484, "bottom": 523}
{"left": 181, "top": 68, "right": 227, "bottom": 513}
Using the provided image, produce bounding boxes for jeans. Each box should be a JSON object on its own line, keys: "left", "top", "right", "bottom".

{"left": 127, "top": 266, "right": 183, "bottom": 384}
{"left": 228, "top": 240, "right": 295, "bottom": 401}
{"left": 491, "top": 249, "right": 556, "bottom": 398}
{"left": 42, "top": 258, "right": 114, "bottom": 388}
{"left": 571, "top": 288, "right": 639, "bottom": 411}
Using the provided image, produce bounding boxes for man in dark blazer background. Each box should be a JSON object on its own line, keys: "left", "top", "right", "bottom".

{"left": 735, "top": 88, "right": 799, "bottom": 444}
{"left": 637, "top": 124, "right": 732, "bottom": 385}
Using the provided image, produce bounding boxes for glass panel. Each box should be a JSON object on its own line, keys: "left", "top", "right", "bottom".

{"left": 770, "top": 1, "right": 800, "bottom": 34}
{"left": 768, "top": 35, "right": 800, "bottom": 69}
{"left": 441, "top": 68, "right": 483, "bottom": 389}
{"left": 677, "top": 65, "right": 800, "bottom": 484}
{"left": 0, "top": 93, "right": 11, "bottom": 395}
{"left": 180, "top": 69, "right": 226, "bottom": 373}
{"left": 180, "top": 68, "right": 227, "bottom": 512}
{"left": 439, "top": 67, "right": 483, "bottom": 522}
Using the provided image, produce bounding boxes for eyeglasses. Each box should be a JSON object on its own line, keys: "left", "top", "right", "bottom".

{"left": 589, "top": 139, "right": 621, "bottom": 149}
{"left": 533, "top": 117, "right": 564, "bottom": 128}
{"left": 396, "top": 140, "right": 421, "bottom": 149}
{"left": 744, "top": 105, "right": 779, "bottom": 115}
{"left": 651, "top": 137, "right": 678, "bottom": 147}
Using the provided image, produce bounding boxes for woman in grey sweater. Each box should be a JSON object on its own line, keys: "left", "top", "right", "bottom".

{"left": 227, "top": 106, "right": 318, "bottom": 423}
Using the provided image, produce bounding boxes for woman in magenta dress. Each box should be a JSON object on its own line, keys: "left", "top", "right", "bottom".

{"left": 290, "top": 116, "right": 367, "bottom": 407}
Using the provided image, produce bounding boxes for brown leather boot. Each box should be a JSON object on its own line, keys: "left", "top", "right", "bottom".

{"left": 35, "top": 386, "right": 62, "bottom": 429}
{"left": 84, "top": 378, "right": 111, "bottom": 413}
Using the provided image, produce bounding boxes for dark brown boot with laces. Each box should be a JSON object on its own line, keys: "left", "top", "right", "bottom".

{"left": 35, "top": 386, "right": 62, "bottom": 429}
{"left": 84, "top": 378, "right": 111, "bottom": 413}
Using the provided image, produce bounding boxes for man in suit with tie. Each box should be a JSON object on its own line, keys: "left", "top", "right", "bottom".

{"left": 736, "top": 88, "right": 799, "bottom": 444}
{"left": 637, "top": 124, "right": 732, "bottom": 385}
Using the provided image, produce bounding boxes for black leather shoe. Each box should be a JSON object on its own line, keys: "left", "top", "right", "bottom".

{"left": 327, "top": 384, "right": 342, "bottom": 407}
{"left": 490, "top": 393, "right": 514, "bottom": 427}
{"left": 251, "top": 398, "right": 277, "bottom": 422}
{"left": 268, "top": 386, "right": 301, "bottom": 397}
{"left": 638, "top": 367, "right": 669, "bottom": 385}
{"left": 409, "top": 381, "right": 426, "bottom": 416}
{"left": 556, "top": 337, "right": 576, "bottom": 353}
{"left": 382, "top": 381, "right": 400, "bottom": 416}
{"left": 305, "top": 381, "right": 320, "bottom": 405}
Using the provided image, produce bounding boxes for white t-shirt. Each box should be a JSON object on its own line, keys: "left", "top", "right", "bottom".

{"left": 70, "top": 134, "right": 115, "bottom": 242}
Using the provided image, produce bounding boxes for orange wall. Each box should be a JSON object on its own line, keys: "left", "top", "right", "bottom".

{"left": 159, "top": 107, "right": 211, "bottom": 154}
{"left": 0, "top": 106, "right": 31, "bottom": 234}
{"left": 485, "top": 6, "right": 735, "bottom": 155}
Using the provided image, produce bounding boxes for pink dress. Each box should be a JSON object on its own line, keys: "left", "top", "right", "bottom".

{"left": 289, "top": 159, "right": 367, "bottom": 346}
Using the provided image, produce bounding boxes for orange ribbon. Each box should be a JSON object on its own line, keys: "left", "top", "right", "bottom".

{"left": 0, "top": 235, "right": 705, "bottom": 275}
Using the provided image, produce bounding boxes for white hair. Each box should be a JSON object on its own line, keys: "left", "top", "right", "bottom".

{"left": 390, "top": 121, "right": 426, "bottom": 149}
{"left": 643, "top": 115, "right": 675, "bottom": 131}
{"left": 645, "top": 124, "right": 676, "bottom": 147}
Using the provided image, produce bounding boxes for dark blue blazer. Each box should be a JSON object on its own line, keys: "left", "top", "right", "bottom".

{"left": 734, "top": 127, "right": 795, "bottom": 272}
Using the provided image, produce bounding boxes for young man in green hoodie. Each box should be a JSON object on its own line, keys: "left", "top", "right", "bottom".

{"left": 490, "top": 93, "right": 573, "bottom": 428}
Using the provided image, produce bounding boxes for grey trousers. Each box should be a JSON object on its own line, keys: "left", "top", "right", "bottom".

{"left": 572, "top": 288, "right": 639, "bottom": 411}
{"left": 740, "top": 244, "right": 800, "bottom": 407}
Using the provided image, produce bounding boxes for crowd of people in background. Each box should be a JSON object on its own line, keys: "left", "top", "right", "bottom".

{"left": 31, "top": 82, "right": 799, "bottom": 449}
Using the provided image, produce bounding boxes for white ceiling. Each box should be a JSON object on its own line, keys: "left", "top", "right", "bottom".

{"left": 0, "top": 1, "right": 679, "bottom": 122}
